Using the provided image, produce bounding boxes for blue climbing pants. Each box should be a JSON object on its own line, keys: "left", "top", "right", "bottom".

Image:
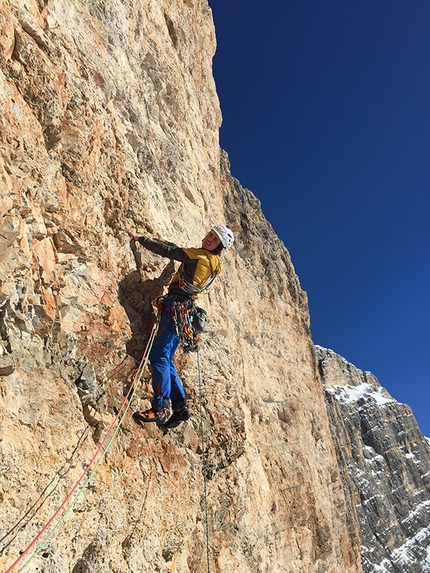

{"left": 150, "top": 299, "right": 186, "bottom": 409}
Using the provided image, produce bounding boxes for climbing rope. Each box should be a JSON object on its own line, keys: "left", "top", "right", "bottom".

{"left": 197, "top": 347, "right": 211, "bottom": 573}
{"left": 5, "top": 321, "right": 159, "bottom": 573}
{"left": 0, "top": 424, "right": 90, "bottom": 554}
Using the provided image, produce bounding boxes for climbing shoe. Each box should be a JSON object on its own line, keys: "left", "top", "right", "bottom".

{"left": 164, "top": 407, "right": 190, "bottom": 429}
{"left": 133, "top": 408, "right": 166, "bottom": 426}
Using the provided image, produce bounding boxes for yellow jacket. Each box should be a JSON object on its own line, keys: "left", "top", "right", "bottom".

{"left": 138, "top": 237, "right": 222, "bottom": 299}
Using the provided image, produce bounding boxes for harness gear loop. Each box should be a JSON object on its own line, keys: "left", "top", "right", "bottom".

{"left": 172, "top": 300, "right": 199, "bottom": 353}
{"left": 159, "top": 297, "right": 205, "bottom": 354}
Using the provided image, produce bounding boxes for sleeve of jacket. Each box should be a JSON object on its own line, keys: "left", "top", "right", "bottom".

{"left": 137, "top": 236, "right": 192, "bottom": 263}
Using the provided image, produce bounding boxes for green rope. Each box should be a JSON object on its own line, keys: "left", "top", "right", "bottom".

{"left": 197, "top": 347, "right": 211, "bottom": 573}
{"left": 17, "top": 326, "right": 157, "bottom": 572}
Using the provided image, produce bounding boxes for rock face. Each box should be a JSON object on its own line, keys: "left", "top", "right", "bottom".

{"left": 0, "top": 1, "right": 425, "bottom": 572}
{"left": 318, "top": 347, "right": 430, "bottom": 573}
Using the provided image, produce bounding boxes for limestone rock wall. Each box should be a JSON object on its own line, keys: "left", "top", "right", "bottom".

{"left": 0, "top": 1, "right": 362, "bottom": 572}
{"left": 318, "top": 347, "right": 430, "bottom": 573}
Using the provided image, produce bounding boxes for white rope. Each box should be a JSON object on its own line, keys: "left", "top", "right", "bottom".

{"left": 196, "top": 347, "right": 211, "bottom": 573}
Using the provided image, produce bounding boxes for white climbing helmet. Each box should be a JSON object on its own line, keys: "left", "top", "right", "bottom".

{"left": 212, "top": 225, "right": 234, "bottom": 249}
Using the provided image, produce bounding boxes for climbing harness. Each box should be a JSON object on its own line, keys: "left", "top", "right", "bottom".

{"left": 170, "top": 255, "right": 217, "bottom": 352}
{"left": 5, "top": 321, "right": 159, "bottom": 573}
{"left": 172, "top": 299, "right": 196, "bottom": 353}
{"left": 197, "top": 347, "right": 211, "bottom": 573}
{"left": 162, "top": 297, "right": 208, "bottom": 354}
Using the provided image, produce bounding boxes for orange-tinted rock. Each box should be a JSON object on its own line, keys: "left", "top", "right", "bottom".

{"left": 0, "top": 1, "right": 369, "bottom": 572}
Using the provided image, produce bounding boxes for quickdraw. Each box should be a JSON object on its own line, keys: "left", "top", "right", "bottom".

{"left": 156, "top": 296, "right": 209, "bottom": 353}
{"left": 172, "top": 300, "right": 201, "bottom": 353}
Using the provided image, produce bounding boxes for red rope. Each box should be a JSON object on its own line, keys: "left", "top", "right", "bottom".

{"left": 5, "top": 323, "right": 157, "bottom": 573}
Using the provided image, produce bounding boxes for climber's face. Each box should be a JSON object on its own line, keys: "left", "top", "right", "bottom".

{"left": 202, "top": 230, "right": 221, "bottom": 251}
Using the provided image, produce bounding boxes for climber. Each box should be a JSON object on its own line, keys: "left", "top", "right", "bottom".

{"left": 128, "top": 225, "right": 234, "bottom": 428}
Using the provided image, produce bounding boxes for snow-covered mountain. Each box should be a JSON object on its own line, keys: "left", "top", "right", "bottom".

{"left": 317, "top": 346, "right": 430, "bottom": 572}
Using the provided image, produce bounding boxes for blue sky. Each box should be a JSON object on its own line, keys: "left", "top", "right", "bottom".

{"left": 209, "top": 0, "right": 430, "bottom": 436}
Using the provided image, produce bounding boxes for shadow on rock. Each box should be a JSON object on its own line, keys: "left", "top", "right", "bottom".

{"left": 118, "top": 239, "right": 175, "bottom": 362}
